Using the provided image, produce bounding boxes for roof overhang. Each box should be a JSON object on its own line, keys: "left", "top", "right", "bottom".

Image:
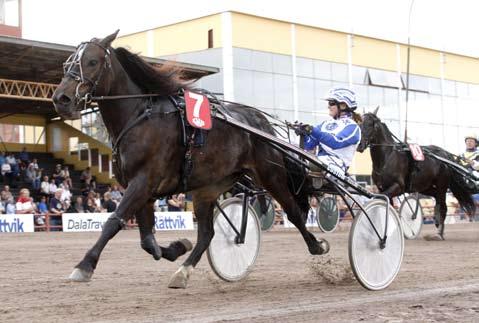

{"left": 0, "top": 36, "right": 219, "bottom": 118}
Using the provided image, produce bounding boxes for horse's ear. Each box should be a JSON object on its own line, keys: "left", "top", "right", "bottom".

{"left": 100, "top": 30, "right": 120, "bottom": 47}
{"left": 372, "top": 105, "right": 380, "bottom": 115}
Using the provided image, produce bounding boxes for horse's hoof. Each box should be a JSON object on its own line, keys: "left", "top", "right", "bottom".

{"left": 318, "top": 239, "right": 330, "bottom": 255}
{"left": 423, "top": 234, "right": 444, "bottom": 241}
{"left": 309, "top": 239, "right": 330, "bottom": 255}
{"left": 69, "top": 268, "right": 93, "bottom": 282}
{"left": 168, "top": 266, "right": 191, "bottom": 289}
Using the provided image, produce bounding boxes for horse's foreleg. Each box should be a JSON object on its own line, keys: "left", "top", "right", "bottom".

{"left": 136, "top": 200, "right": 193, "bottom": 262}
{"left": 168, "top": 198, "right": 215, "bottom": 289}
{"left": 69, "top": 175, "right": 150, "bottom": 282}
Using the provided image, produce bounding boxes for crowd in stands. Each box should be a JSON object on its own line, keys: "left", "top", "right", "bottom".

{"left": 0, "top": 147, "right": 193, "bottom": 230}
{"left": 0, "top": 148, "right": 127, "bottom": 227}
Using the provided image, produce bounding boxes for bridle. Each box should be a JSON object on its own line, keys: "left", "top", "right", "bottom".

{"left": 62, "top": 42, "right": 164, "bottom": 109}
{"left": 63, "top": 41, "right": 112, "bottom": 110}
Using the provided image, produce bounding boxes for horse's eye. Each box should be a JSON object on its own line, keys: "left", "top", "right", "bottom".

{"left": 88, "top": 60, "right": 98, "bottom": 67}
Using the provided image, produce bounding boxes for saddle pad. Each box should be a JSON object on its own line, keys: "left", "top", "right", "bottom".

{"left": 184, "top": 90, "right": 212, "bottom": 130}
{"left": 409, "top": 143, "right": 425, "bottom": 161}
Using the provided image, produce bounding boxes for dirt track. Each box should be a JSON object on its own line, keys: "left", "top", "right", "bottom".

{"left": 1, "top": 223, "right": 478, "bottom": 322}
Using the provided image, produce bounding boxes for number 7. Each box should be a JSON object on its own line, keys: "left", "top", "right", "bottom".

{"left": 188, "top": 92, "right": 204, "bottom": 118}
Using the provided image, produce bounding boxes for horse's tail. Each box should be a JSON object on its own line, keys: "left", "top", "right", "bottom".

{"left": 448, "top": 171, "right": 476, "bottom": 215}
{"left": 427, "top": 146, "right": 476, "bottom": 215}
{"left": 283, "top": 155, "right": 310, "bottom": 214}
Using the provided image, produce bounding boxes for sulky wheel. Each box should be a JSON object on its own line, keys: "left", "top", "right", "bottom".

{"left": 207, "top": 197, "right": 261, "bottom": 282}
{"left": 316, "top": 196, "right": 340, "bottom": 233}
{"left": 398, "top": 194, "right": 423, "bottom": 240}
{"left": 348, "top": 200, "right": 404, "bottom": 291}
{"left": 252, "top": 195, "right": 275, "bottom": 231}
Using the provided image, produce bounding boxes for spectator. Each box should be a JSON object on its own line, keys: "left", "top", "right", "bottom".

{"left": 80, "top": 167, "right": 96, "bottom": 189}
{"left": 70, "top": 196, "right": 85, "bottom": 213}
{"left": 5, "top": 196, "right": 16, "bottom": 214}
{"left": 15, "top": 188, "right": 37, "bottom": 213}
{"left": 154, "top": 197, "right": 168, "bottom": 212}
{"left": 273, "top": 199, "right": 284, "bottom": 225}
{"left": 94, "top": 192, "right": 102, "bottom": 209}
{"left": 29, "top": 158, "right": 39, "bottom": 171}
{"left": 49, "top": 179, "right": 57, "bottom": 197}
{"left": 26, "top": 161, "right": 41, "bottom": 191}
{"left": 307, "top": 196, "right": 319, "bottom": 224}
{"left": 40, "top": 175, "right": 50, "bottom": 198}
{"left": 167, "top": 193, "right": 185, "bottom": 211}
{"left": 52, "top": 164, "right": 64, "bottom": 186}
{"left": 101, "top": 192, "right": 117, "bottom": 213}
{"left": 49, "top": 188, "right": 64, "bottom": 230}
{"left": 110, "top": 184, "right": 123, "bottom": 204}
{"left": 37, "top": 196, "right": 48, "bottom": 215}
{"left": 60, "top": 166, "right": 73, "bottom": 189}
{"left": 1, "top": 161, "right": 13, "bottom": 185}
{"left": 6, "top": 153, "right": 20, "bottom": 181}
{"left": 85, "top": 198, "right": 99, "bottom": 213}
{"left": 19, "top": 147, "right": 30, "bottom": 168}
{"left": 1, "top": 185, "right": 13, "bottom": 203}
{"left": 60, "top": 183, "right": 72, "bottom": 205}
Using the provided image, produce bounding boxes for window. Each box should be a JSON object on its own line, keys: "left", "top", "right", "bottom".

{"left": 402, "top": 74, "right": 429, "bottom": 92}
{"left": 367, "top": 68, "right": 402, "bottom": 88}
{"left": 0, "top": 0, "right": 19, "bottom": 26}
{"left": 314, "top": 60, "right": 332, "bottom": 80}
{"left": 331, "top": 62, "right": 348, "bottom": 83}
{"left": 351, "top": 66, "right": 367, "bottom": 84}
{"left": 456, "top": 82, "right": 469, "bottom": 98}
{"left": 0, "top": 123, "right": 19, "bottom": 142}
{"left": 428, "top": 77, "right": 442, "bottom": 94}
{"left": 443, "top": 79, "right": 456, "bottom": 97}
{"left": 0, "top": 124, "right": 45, "bottom": 144}
{"left": 208, "top": 29, "right": 213, "bottom": 49}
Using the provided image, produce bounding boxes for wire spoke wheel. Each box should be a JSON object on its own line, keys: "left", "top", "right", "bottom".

{"left": 399, "top": 195, "right": 423, "bottom": 239}
{"left": 349, "top": 200, "right": 404, "bottom": 290}
{"left": 207, "top": 197, "right": 261, "bottom": 282}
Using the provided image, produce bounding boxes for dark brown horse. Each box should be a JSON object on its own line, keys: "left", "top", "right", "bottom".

{"left": 52, "top": 32, "right": 328, "bottom": 288}
{"left": 357, "top": 109, "right": 475, "bottom": 240}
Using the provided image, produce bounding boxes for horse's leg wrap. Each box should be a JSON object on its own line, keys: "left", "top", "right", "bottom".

{"left": 161, "top": 239, "right": 193, "bottom": 261}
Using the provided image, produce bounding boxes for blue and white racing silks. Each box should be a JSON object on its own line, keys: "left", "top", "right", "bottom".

{"left": 303, "top": 115, "right": 361, "bottom": 169}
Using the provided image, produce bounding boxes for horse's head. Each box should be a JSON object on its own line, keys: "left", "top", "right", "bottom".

{"left": 52, "top": 31, "right": 119, "bottom": 120}
{"left": 357, "top": 106, "right": 381, "bottom": 152}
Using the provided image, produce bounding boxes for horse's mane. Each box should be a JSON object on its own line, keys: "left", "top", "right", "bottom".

{"left": 364, "top": 112, "right": 397, "bottom": 143}
{"left": 114, "top": 47, "right": 191, "bottom": 94}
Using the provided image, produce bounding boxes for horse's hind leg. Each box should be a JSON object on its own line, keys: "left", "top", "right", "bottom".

{"left": 168, "top": 192, "right": 216, "bottom": 289}
{"left": 257, "top": 169, "right": 329, "bottom": 255}
{"left": 69, "top": 175, "right": 151, "bottom": 282}
{"left": 275, "top": 191, "right": 329, "bottom": 255}
{"left": 136, "top": 200, "right": 193, "bottom": 261}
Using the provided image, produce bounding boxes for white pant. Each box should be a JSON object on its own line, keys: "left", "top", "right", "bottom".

{"left": 316, "top": 155, "right": 346, "bottom": 171}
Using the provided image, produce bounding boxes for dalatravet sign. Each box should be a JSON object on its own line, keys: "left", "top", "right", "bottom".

{"left": 0, "top": 214, "right": 34, "bottom": 233}
{"left": 63, "top": 212, "right": 194, "bottom": 232}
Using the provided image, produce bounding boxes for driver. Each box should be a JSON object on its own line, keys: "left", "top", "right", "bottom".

{"left": 302, "top": 87, "right": 362, "bottom": 172}
{"left": 460, "top": 134, "right": 479, "bottom": 172}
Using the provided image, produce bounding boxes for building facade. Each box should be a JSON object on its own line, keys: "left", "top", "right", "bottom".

{"left": 115, "top": 12, "right": 479, "bottom": 175}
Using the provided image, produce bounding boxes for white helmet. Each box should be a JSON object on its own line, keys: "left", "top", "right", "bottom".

{"left": 464, "top": 134, "right": 478, "bottom": 143}
{"left": 324, "top": 87, "right": 357, "bottom": 110}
